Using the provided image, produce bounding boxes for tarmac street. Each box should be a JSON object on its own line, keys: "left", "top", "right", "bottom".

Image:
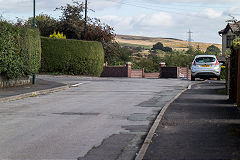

{"left": 0, "top": 76, "right": 191, "bottom": 160}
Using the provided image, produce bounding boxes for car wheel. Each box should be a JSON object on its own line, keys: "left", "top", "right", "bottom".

{"left": 191, "top": 76, "right": 195, "bottom": 81}
{"left": 217, "top": 76, "right": 220, "bottom": 80}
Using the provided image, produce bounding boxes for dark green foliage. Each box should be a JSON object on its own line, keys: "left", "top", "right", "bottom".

{"left": 41, "top": 37, "right": 104, "bottom": 76}
{"left": 164, "top": 52, "right": 195, "bottom": 67}
{"left": 163, "top": 46, "right": 173, "bottom": 52}
{"left": 205, "top": 45, "right": 221, "bottom": 55}
{"left": 229, "top": 47, "right": 236, "bottom": 101}
{"left": 152, "top": 42, "right": 172, "bottom": 52}
{"left": 152, "top": 42, "right": 164, "bottom": 50}
{"left": 220, "top": 66, "right": 226, "bottom": 80}
{"left": 102, "top": 42, "right": 133, "bottom": 65}
{"left": 0, "top": 21, "right": 41, "bottom": 79}
{"left": 25, "top": 14, "right": 58, "bottom": 37}
{"left": 132, "top": 54, "right": 163, "bottom": 73}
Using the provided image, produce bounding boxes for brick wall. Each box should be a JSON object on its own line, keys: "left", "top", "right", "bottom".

{"left": 131, "top": 69, "right": 144, "bottom": 78}
{"left": 101, "top": 62, "right": 189, "bottom": 79}
{"left": 144, "top": 73, "right": 160, "bottom": 79}
{"left": 178, "top": 67, "right": 191, "bottom": 79}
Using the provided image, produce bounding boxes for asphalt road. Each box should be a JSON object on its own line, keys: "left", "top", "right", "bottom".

{"left": 0, "top": 75, "right": 191, "bottom": 160}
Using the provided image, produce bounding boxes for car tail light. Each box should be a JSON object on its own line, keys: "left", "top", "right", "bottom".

{"left": 193, "top": 61, "right": 196, "bottom": 66}
{"left": 215, "top": 60, "right": 219, "bottom": 66}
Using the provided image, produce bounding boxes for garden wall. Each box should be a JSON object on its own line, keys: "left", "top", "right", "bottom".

{"left": 0, "top": 76, "right": 30, "bottom": 88}
{"left": 101, "top": 63, "right": 160, "bottom": 79}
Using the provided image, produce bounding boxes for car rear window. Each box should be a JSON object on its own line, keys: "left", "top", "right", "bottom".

{"left": 195, "top": 57, "right": 215, "bottom": 63}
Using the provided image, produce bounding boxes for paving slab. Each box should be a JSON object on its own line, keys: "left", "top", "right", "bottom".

{"left": 143, "top": 81, "right": 240, "bottom": 160}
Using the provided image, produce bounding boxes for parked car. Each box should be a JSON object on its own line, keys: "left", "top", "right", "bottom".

{"left": 191, "top": 55, "right": 221, "bottom": 81}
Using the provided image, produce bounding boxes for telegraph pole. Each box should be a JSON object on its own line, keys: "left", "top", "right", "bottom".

{"left": 187, "top": 29, "right": 193, "bottom": 48}
{"left": 33, "top": 0, "right": 36, "bottom": 28}
{"left": 84, "top": 0, "right": 87, "bottom": 39}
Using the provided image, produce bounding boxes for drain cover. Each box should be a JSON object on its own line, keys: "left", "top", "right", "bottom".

{"left": 53, "top": 112, "right": 100, "bottom": 116}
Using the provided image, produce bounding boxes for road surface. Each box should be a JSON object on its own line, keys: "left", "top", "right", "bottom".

{"left": 0, "top": 75, "right": 191, "bottom": 160}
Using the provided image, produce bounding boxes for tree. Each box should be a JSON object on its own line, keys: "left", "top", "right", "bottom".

{"left": 205, "top": 45, "right": 221, "bottom": 55}
{"left": 152, "top": 42, "right": 164, "bottom": 50}
{"left": 163, "top": 46, "right": 172, "bottom": 52}
{"left": 56, "top": 1, "right": 85, "bottom": 39}
{"left": 152, "top": 42, "right": 172, "bottom": 52}
{"left": 25, "top": 14, "right": 58, "bottom": 37}
{"left": 85, "top": 18, "right": 115, "bottom": 43}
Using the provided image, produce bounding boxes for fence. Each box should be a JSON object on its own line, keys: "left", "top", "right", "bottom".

{"left": 101, "top": 62, "right": 131, "bottom": 77}
{"left": 228, "top": 47, "right": 240, "bottom": 107}
{"left": 160, "top": 66, "right": 191, "bottom": 79}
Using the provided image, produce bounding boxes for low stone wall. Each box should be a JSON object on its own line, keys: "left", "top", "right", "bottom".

{"left": 0, "top": 76, "right": 30, "bottom": 88}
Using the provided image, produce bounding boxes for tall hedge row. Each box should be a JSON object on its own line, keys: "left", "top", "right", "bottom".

{"left": 0, "top": 21, "right": 41, "bottom": 79}
{"left": 41, "top": 37, "right": 104, "bottom": 76}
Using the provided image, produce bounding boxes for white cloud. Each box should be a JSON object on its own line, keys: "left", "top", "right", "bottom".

{"left": 89, "top": 0, "right": 123, "bottom": 10}
{"left": 136, "top": 13, "right": 173, "bottom": 28}
{"left": 200, "top": 8, "right": 222, "bottom": 19}
{"left": 149, "top": 0, "right": 240, "bottom": 3}
{"left": 100, "top": 12, "right": 173, "bottom": 34}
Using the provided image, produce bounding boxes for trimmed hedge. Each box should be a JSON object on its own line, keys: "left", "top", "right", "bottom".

{"left": 0, "top": 21, "right": 41, "bottom": 79}
{"left": 41, "top": 37, "right": 104, "bottom": 76}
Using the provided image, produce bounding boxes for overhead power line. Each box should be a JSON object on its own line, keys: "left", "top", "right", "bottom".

{"left": 102, "top": 0, "right": 221, "bottom": 18}
{"left": 124, "top": 0, "right": 231, "bottom": 9}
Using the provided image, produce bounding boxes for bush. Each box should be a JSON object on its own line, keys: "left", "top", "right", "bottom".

{"left": 220, "top": 66, "right": 226, "bottom": 80}
{"left": 49, "top": 31, "right": 66, "bottom": 39}
{"left": 205, "top": 45, "right": 221, "bottom": 55}
{"left": 132, "top": 54, "right": 163, "bottom": 73}
{"left": 0, "top": 21, "right": 41, "bottom": 79}
{"left": 41, "top": 37, "right": 104, "bottom": 76}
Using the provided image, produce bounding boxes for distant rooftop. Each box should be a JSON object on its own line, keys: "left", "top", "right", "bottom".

{"left": 219, "top": 21, "right": 240, "bottom": 35}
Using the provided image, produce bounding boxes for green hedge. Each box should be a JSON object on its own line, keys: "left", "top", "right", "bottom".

{"left": 0, "top": 21, "right": 41, "bottom": 79}
{"left": 41, "top": 37, "right": 104, "bottom": 76}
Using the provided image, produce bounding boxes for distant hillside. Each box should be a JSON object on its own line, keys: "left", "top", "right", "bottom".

{"left": 116, "top": 35, "right": 222, "bottom": 51}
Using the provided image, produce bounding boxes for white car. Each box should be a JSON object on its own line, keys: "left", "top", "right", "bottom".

{"left": 191, "top": 55, "right": 221, "bottom": 81}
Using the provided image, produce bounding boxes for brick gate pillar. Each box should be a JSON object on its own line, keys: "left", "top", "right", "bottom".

{"left": 126, "top": 62, "right": 132, "bottom": 78}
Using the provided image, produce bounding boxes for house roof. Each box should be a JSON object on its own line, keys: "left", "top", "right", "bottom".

{"left": 219, "top": 21, "right": 240, "bottom": 35}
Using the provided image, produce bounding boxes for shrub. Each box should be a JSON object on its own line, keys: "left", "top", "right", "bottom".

{"left": 0, "top": 21, "right": 41, "bottom": 79}
{"left": 41, "top": 37, "right": 104, "bottom": 76}
{"left": 49, "top": 31, "right": 66, "bottom": 39}
{"left": 220, "top": 65, "right": 226, "bottom": 80}
{"left": 205, "top": 45, "right": 221, "bottom": 55}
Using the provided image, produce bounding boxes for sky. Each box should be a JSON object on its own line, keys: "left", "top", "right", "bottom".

{"left": 1, "top": 0, "right": 240, "bottom": 44}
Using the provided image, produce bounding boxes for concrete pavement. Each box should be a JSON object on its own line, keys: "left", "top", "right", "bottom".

{"left": 0, "top": 78, "right": 68, "bottom": 102}
{"left": 143, "top": 81, "right": 240, "bottom": 160}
